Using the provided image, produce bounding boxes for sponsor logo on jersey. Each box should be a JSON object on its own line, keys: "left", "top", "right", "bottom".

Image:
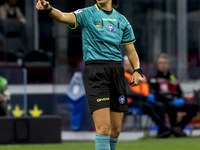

{"left": 97, "top": 97, "right": 110, "bottom": 102}
{"left": 74, "top": 9, "right": 82, "bottom": 14}
{"left": 119, "top": 95, "right": 125, "bottom": 104}
{"left": 107, "top": 24, "right": 114, "bottom": 32}
{"left": 103, "top": 18, "right": 117, "bottom": 21}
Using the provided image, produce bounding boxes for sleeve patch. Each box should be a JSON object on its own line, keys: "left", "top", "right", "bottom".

{"left": 74, "top": 9, "right": 83, "bottom": 14}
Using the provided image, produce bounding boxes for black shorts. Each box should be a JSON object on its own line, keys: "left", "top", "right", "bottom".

{"left": 83, "top": 60, "right": 128, "bottom": 114}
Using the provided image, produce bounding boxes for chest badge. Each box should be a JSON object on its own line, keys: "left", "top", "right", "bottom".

{"left": 107, "top": 24, "right": 114, "bottom": 32}
{"left": 119, "top": 95, "right": 125, "bottom": 104}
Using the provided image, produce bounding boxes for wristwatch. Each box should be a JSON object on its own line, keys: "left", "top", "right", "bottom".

{"left": 46, "top": 6, "right": 53, "bottom": 14}
{"left": 129, "top": 68, "right": 143, "bottom": 86}
{"left": 133, "top": 68, "right": 143, "bottom": 77}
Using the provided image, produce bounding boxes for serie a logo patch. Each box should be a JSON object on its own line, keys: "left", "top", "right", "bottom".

{"left": 119, "top": 95, "right": 125, "bottom": 104}
{"left": 107, "top": 24, "right": 114, "bottom": 32}
{"left": 74, "top": 9, "right": 82, "bottom": 14}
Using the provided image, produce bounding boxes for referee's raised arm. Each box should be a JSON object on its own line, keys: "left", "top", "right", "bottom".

{"left": 36, "top": 0, "right": 75, "bottom": 27}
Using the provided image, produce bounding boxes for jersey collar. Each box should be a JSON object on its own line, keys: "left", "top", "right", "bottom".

{"left": 95, "top": 4, "right": 114, "bottom": 15}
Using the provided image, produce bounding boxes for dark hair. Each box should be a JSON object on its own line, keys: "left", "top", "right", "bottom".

{"left": 112, "top": 0, "right": 119, "bottom": 8}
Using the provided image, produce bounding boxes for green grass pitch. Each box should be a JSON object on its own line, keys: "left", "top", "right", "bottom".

{"left": 0, "top": 136, "right": 200, "bottom": 150}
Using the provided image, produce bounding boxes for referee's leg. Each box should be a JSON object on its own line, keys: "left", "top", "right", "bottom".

{"left": 109, "top": 63, "right": 128, "bottom": 150}
{"left": 110, "top": 111, "right": 124, "bottom": 150}
{"left": 93, "top": 108, "right": 111, "bottom": 135}
{"left": 93, "top": 108, "right": 111, "bottom": 150}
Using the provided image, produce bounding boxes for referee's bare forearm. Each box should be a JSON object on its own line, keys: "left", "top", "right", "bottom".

{"left": 124, "top": 44, "right": 140, "bottom": 70}
{"left": 49, "top": 8, "right": 75, "bottom": 25}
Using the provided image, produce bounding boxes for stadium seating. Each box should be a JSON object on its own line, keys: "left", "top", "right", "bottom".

{"left": 1, "top": 19, "right": 26, "bottom": 57}
{"left": 0, "top": 51, "right": 18, "bottom": 66}
{"left": 128, "top": 107, "right": 152, "bottom": 136}
{"left": 23, "top": 50, "right": 53, "bottom": 83}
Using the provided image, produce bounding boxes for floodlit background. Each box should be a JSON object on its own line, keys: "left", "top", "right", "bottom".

{"left": 0, "top": 0, "right": 200, "bottom": 149}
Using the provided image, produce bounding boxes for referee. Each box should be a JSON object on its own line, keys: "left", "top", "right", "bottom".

{"left": 36, "top": 0, "right": 143, "bottom": 150}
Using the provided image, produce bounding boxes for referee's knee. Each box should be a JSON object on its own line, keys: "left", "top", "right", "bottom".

{"left": 111, "top": 127, "right": 121, "bottom": 138}
{"left": 96, "top": 124, "right": 111, "bottom": 136}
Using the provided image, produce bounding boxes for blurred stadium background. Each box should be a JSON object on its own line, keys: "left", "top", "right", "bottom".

{"left": 0, "top": 0, "right": 200, "bottom": 149}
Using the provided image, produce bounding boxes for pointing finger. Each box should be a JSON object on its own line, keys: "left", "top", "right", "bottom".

{"left": 43, "top": 1, "right": 49, "bottom": 6}
{"left": 38, "top": 3, "right": 43, "bottom": 9}
{"left": 39, "top": 0, "right": 44, "bottom": 3}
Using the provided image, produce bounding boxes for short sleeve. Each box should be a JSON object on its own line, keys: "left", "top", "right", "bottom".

{"left": 68, "top": 9, "right": 87, "bottom": 29}
{"left": 121, "top": 22, "right": 136, "bottom": 45}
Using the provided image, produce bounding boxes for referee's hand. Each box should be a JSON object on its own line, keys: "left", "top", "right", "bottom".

{"left": 131, "top": 72, "right": 143, "bottom": 86}
{"left": 36, "top": 0, "right": 51, "bottom": 10}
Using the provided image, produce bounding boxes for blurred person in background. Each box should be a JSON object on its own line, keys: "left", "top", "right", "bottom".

{"left": 124, "top": 56, "right": 172, "bottom": 138}
{"left": 149, "top": 53, "right": 199, "bottom": 137}
{"left": 36, "top": 0, "right": 143, "bottom": 150}
{"left": 0, "top": 74, "right": 11, "bottom": 116}
{"left": 0, "top": 0, "right": 26, "bottom": 23}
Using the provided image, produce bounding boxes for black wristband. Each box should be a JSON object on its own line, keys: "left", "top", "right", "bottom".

{"left": 45, "top": 6, "right": 53, "bottom": 14}
{"left": 133, "top": 68, "right": 143, "bottom": 77}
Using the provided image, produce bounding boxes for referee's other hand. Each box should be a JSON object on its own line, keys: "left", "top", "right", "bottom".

{"left": 131, "top": 72, "right": 143, "bottom": 86}
{"left": 36, "top": 0, "right": 51, "bottom": 10}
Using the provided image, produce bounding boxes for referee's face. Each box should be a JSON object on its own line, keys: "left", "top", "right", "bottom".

{"left": 96, "top": 0, "right": 111, "bottom": 5}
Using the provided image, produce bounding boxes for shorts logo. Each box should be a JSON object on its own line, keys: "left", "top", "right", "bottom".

{"left": 74, "top": 9, "right": 82, "bottom": 14}
{"left": 97, "top": 97, "right": 110, "bottom": 102}
{"left": 107, "top": 24, "right": 114, "bottom": 32}
{"left": 119, "top": 95, "right": 125, "bottom": 104}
